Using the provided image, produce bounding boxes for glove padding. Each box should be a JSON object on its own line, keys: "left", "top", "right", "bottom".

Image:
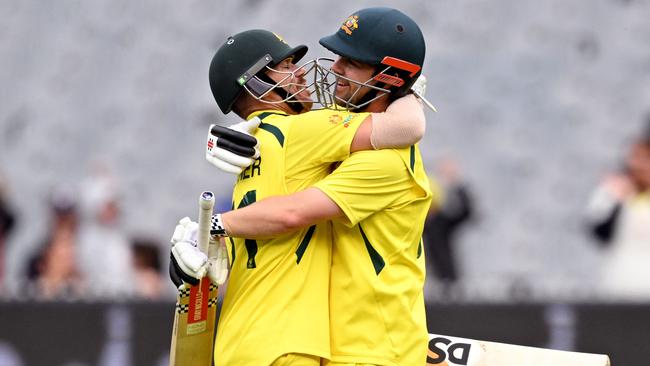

{"left": 170, "top": 217, "right": 207, "bottom": 287}
{"left": 169, "top": 217, "right": 230, "bottom": 288}
{"left": 410, "top": 74, "right": 437, "bottom": 112}
{"left": 206, "top": 117, "right": 261, "bottom": 175}
{"left": 207, "top": 240, "right": 229, "bottom": 285}
{"left": 411, "top": 75, "right": 427, "bottom": 97}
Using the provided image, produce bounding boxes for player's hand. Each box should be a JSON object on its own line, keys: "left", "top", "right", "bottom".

{"left": 206, "top": 117, "right": 261, "bottom": 175}
{"left": 169, "top": 217, "right": 208, "bottom": 287}
{"left": 206, "top": 240, "right": 229, "bottom": 285}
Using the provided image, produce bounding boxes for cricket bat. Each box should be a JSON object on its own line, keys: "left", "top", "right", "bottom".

{"left": 427, "top": 333, "right": 611, "bottom": 366}
{"left": 169, "top": 191, "right": 219, "bottom": 366}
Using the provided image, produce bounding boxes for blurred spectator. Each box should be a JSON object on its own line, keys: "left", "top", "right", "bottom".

{"left": 77, "top": 164, "right": 135, "bottom": 298}
{"left": 26, "top": 185, "right": 85, "bottom": 299}
{"left": 585, "top": 134, "right": 650, "bottom": 300}
{"left": 131, "top": 237, "right": 164, "bottom": 299}
{"left": 0, "top": 177, "right": 17, "bottom": 294}
{"left": 423, "top": 158, "right": 474, "bottom": 287}
{"left": 0, "top": 341, "right": 25, "bottom": 366}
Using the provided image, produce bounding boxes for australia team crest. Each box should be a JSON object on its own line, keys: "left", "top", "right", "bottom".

{"left": 341, "top": 15, "right": 359, "bottom": 35}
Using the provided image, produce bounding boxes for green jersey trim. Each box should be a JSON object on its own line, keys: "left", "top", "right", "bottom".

{"left": 295, "top": 225, "right": 316, "bottom": 264}
{"left": 359, "top": 224, "right": 385, "bottom": 275}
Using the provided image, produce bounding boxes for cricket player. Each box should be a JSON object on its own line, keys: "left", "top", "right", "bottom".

{"left": 233, "top": 9, "right": 430, "bottom": 366}
{"left": 170, "top": 21, "right": 428, "bottom": 366}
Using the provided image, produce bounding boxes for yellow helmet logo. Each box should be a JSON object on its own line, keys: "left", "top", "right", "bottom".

{"left": 341, "top": 15, "right": 359, "bottom": 35}
{"left": 272, "top": 32, "right": 288, "bottom": 45}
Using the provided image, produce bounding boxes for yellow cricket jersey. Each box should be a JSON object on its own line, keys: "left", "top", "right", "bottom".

{"left": 215, "top": 108, "right": 369, "bottom": 366}
{"left": 313, "top": 146, "right": 433, "bottom": 366}
{"left": 428, "top": 175, "right": 444, "bottom": 213}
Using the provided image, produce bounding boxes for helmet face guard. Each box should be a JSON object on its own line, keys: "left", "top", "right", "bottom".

{"left": 238, "top": 54, "right": 317, "bottom": 111}
{"left": 235, "top": 54, "right": 424, "bottom": 113}
{"left": 311, "top": 57, "right": 390, "bottom": 110}
{"left": 310, "top": 56, "right": 421, "bottom": 111}
{"left": 209, "top": 29, "right": 311, "bottom": 114}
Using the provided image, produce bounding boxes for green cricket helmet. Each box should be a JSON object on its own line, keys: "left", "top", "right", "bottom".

{"left": 316, "top": 7, "right": 426, "bottom": 109}
{"left": 209, "top": 29, "right": 309, "bottom": 114}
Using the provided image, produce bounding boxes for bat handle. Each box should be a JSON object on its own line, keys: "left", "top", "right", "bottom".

{"left": 413, "top": 90, "right": 437, "bottom": 113}
{"left": 197, "top": 191, "right": 215, "bottom": 254}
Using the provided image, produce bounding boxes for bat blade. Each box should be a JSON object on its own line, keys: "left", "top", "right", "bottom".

{"left": 169, "top": 192, "right": 218, "bottom": 366}
{"left": 427, "top": 334, "right": 611, "bottom": 366}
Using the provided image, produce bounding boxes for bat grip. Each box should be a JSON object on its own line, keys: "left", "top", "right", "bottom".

{"left": 413, "top": 90, "right": 437, "bottom": 113}
{"left": 197, "top": 191, "right": 215, "bottom": 254}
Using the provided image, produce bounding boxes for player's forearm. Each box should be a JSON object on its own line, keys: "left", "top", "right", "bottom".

{"left": 349, "top": 94, "right": 425, "bottom": 152}
{"left": 220, "top": 196, "right": 306, "bottom": 239}
{"left": 220, "top": 188, "right": 343, "bottom": 239}
{"left": 370, "top": 94, "right": 426, "bottom": 149}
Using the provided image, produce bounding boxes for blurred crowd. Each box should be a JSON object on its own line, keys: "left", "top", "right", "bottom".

{"left": 0, "top": 164, "right": 168, "bottom": 301}
{"left": 424, "top": 119, "right": 650, "bottom": 303}
{"left": 423, "top": 157, "right": 475, "bottom": 294}
{"left": 1, "top": 118, "right": 650, "bottom": 302}
{"left": 585, "top": 116, "right": 650, "bottom": 301}
{"left": 0, "top": 177, "right": 16, "bottom": 296}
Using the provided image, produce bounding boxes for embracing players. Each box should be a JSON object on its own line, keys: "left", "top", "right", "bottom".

{"left": 171, "top": 7, "right": 433, "bottom": 366}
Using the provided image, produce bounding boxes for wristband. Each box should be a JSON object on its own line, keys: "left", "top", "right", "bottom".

{"left": 210, "top": 213, "right": 228, "bottom": 238}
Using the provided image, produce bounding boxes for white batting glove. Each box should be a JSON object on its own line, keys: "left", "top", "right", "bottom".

{"left": 411, "top": 75, "right": 437, "bottom": 112}
{"left": 411, "top": 74, "right": 427, "bottom": 97}
{"left": 170, "top": 217, "right": 208, "bottom": 285}
{"left": 206, "top": 240, "right": 229, "bottom": 285}
{"left": 206, "top": 117, "right": 262, "bottom": 175}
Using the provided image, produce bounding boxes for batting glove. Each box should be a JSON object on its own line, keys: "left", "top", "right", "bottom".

{"left": 206, "top": 117, "right": 261, "bottom": 175}
{"left": 169, "top": 217, "right": 208, "bottom": 287}
{"left": 206, "top": 240, "right": 229, "bottom": 285}
{"left": 411, "top": 74, "right": 427, "bottom": 98}
{"left": 411, "top": 75, "right": 437, "bottom": 112}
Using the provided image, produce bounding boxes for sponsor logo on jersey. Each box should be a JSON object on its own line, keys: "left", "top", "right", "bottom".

{"left": 329, "top": 114, "right": 353, "bottom": 128}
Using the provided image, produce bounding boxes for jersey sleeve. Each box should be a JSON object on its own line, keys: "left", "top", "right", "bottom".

{"left": 286, "top": 109, "right": 370, "bottom": 165}
{"left": 312, "top": 149, "right": 422, "bottom": 227}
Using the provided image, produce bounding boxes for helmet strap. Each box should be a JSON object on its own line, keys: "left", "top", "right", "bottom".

{"left": 350, "top": 65, "right": 393, "bottom": 111}
{"left": 350, "top": 86, "right": 381, "bottom": 112}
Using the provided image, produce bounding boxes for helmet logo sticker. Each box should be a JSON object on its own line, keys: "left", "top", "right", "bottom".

{"left": 341, "top": 15, "right": 359, "bottom": 35}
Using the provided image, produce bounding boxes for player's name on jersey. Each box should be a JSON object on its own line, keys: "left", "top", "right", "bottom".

{"left": 238, "top": 157, "right": 262, "bottom": 181}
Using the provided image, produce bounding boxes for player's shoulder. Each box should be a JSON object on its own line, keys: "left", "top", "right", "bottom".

{"left": 347, "top": 148, "right": 409, "bottom": 171}
{"left": 293, "top": 109, "right": 369, "bottom": 127}
{"left": 255, "top": 110, "right": 292, "bottom": 126}
{"left": 352, "top": 146, "right": 412, "bottom": 158}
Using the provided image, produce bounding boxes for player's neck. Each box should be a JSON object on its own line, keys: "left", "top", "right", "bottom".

{"left": 362, "top": 94, "right": 390, "bottom": 113}
{"left": 237, "top": 97, "right": 295, "bottom": 118}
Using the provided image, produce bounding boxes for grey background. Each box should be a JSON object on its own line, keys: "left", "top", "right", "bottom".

{"left": 1, "top": 0, "right": 649, "bottom": 299}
